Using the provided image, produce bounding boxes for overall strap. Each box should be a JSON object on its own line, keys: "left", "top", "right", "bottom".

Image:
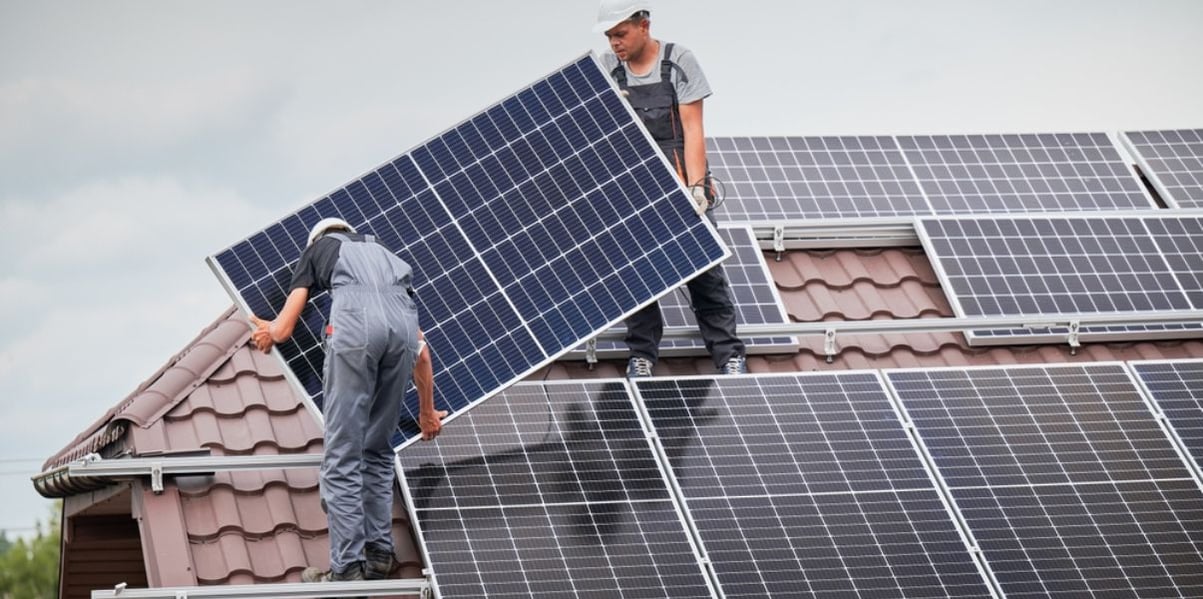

{"left": 660, "top": 42, "right": 688, "bottom": 83}
{"left": 611, "top": 62, "right": 628, "bottom": 88}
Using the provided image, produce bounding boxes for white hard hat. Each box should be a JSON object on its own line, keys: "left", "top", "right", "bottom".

{"left": 593, "top": 0, "right": 652, "bottom": 33}
{"left": 307, "top": 217, "right": 356, "bottom": 247}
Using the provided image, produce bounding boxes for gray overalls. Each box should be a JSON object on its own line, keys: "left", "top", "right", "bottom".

{"left": 611, "top": 43, "right": 746, "bottom": 368}
{"left": 319, "top": 232, "right": 420, "bottom": 573}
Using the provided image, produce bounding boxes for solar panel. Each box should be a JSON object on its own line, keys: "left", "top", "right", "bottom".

{"left": 886, "top": 363, "right": 1203, "bottom": 599}
{"left": 1131, "top": 359, "right": 1203, "bottom": 482}
{"left": 635, "top": 373, "right": 995, "bottom": 598}
{"left": 705, "top": 133, "right": 1154, "bottom": 223}
{"left": 707, "top": 136, "right": 932, "bottom": 220}
{"left": 1122, "top": 129, "right": 1203, "bottom": 209}
{"left": 397, "top": 380, "right": 716, "bottom": 599}
{"left": 916, "top": 212, "right": 1203, "bottom": 345}
{"left": 566, "top": 225, "right": 797, "bottom": 360}
{"left": 206, "top": 54, "right": 729, "bottom": 446}
{"left": 899, "top": 132, "right": 1154, "bottom": 214}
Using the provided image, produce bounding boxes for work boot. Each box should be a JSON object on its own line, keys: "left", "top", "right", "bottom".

{"left": 626, "top": 356, "right": 654, "bottom": 378}
{"left": 364, "top": 544, "right": 400, "bottom": 580}
{"left": 720, "top": 355, "right": 747, "bottom": 375}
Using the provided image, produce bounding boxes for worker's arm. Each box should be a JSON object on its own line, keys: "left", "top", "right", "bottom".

{"left": 414, "top": 330, "right": 447, "bottom": 441}
{"left": 248, "top": 287, "right": 309, "bottom": 352}
{"left": 678, "top": 99, "right": 710, "bottom": 213}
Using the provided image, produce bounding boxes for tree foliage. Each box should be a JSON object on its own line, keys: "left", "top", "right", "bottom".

{"left": 0, "top": 505, "right": 60, "bottom": 599}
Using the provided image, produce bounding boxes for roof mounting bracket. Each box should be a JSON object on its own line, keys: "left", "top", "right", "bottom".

{"left": 584, "top": 338, "right": 598, "bottom": 370}
{"left": 150, "top": 462, "right": 164, "bottom": 494}
{"left": 824, "top": 328, "right": 838, "bottom": 363}
{"left": 772, "top": 225, "right": 785, "bottom": 261}
{"left": 1067, "top": 320, "right": 1081, "bottom": 354}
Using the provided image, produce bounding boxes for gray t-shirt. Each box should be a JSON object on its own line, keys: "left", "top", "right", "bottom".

{"left": 600, "top": 41, "right": 712, "bottom": 105}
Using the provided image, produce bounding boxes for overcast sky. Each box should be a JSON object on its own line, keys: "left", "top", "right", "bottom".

{"left": 2, "top": 0, "right": 1201, "bottom": 537}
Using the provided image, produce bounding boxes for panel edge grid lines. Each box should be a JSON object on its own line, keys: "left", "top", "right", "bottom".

{"left": 1120, "top": 130, "right": 1187, "bottom": 210}
{"left": 874, "top": 368, "right": 1007, "bottom": 598}
{"left": 883, "top": 361, "right": 1203, "bottom": 599}
{"left": 634, "top": 371, "right": 1002, "bottom": 599}
{"left": 1128, "top": 358, "right": 1203, "bottom": 491}
{"left": 627, "top": 376, "right": 727, "bottom": 598}
{"left": 395, "top": 378, "right": 721, "bottom": 599}
{"left": 203, "top": 256, "right": 329, "bottom": 426}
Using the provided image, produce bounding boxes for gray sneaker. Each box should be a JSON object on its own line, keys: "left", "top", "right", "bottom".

{"left": 301, "top": 561, "right": 364, "bottom": 583}
{"left": 301, "top": 562, "right": 364, "bottom": 599}
{"left": 720, "top": 355, "right": 747, "bottom": 375}
{"left": 365, "top": 545, "right": 400, "bottom": 580}
{"left": 626, "top": 356, "right": 654, "bottom": 378}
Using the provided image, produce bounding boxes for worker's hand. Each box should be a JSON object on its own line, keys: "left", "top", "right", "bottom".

{"left": 420, "top": 408, "right": 449, "bottom": 441}
{"left": 248, "top": 315, "right": 274, "bottom": 354}
{"left": 689, "top": 185, "right": 710, "bottom": 216}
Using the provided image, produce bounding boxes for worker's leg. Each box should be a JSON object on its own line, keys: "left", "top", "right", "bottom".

{"left": 362, "top": 303, "right": 419, "bottom": 558}
{"left": 321, "top": 301, "right": 378, "bottom": 575}
{"left": 623, "top": 300, "right": 664, "bottom": 362}
{"left": 687, "top": 263, "right": 745, "bottom": 369}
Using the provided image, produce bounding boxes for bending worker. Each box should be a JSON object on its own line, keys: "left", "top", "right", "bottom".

{"left": 595, "top": 0, "right": 747, "bottom": 377}
{"left": 249, "top": 217, "right": 446, "bottom": 584}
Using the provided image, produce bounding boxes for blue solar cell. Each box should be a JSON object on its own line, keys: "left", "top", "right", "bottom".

{"left": 209, "top": 54, "right": 727, "bottom": 447}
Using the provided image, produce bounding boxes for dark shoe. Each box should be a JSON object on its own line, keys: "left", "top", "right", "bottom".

{"left": 626, "top": 356, "right": 654, "bottom": 378}
{"left": 720, "top": 355, "right": 747, "bottom": 375}
{"left": 365, "top": 545, "right": 400, "bottom": 580}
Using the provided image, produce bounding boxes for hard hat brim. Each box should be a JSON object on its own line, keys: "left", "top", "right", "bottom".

{"left": 592, "top": 17, "right": 628, "bottom": 33}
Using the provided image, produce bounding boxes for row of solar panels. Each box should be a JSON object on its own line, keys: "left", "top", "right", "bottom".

{"left": 398, "top": 360, "right": 1203, "bottom": 599}
{"left": 708, "top": 129, "right": 1203, "bottom": 220}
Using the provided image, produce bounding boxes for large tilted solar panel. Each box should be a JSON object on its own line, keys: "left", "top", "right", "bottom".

{"left": 916, "top": 212, "right": 1203, "bottom": 345}
{"left": 1122, "top": 129, "right": 1203, "bottom": 209}
{"left": 566, "top": 225, "right": 797, "bottom": 360}
{"left": 886, "top": 364, "right": 1203, "bottom": 599}
{"left": 1132, "top": 359, "right": 1203, "bottom": 481}
{"left": 207, "top": 53, "right": 728, "bottom": 446}
{"left": 899, "top": 132, "right": 1154, "bottom": 214}
{"left": 397, "top": 381, "right": 716, "bottom": 599}
{"left": 707, "top": 136, "right": 932, "bottom": 220}
{"left": 635, "top": 373, "right": 995, "bottom": 598}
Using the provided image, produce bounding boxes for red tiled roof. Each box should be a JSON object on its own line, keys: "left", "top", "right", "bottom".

{"left": 40, "top": 307, "right": 421, "bottom": 594}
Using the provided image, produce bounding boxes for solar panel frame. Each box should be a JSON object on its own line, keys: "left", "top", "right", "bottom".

{"left": 884, "top": 362, "right": 1203, "bottom": 599}
{"left": 914, "top": 211, "right": 1203, "bottom": 345}
{"left": 206, "top": 52, "right": 731, "bottom": 449}
{"left": 1121, "top": 129, "right": 1203, "bottom": 209}
{"left": 1130, "top": 359, "right": 1203, "bottom": 486}
{"left": 395, "top": 379, "right": 719, "bottom": 599}
{"left": 565, "top": 225, "right": 798, "bottom": 360}
{"left": 633, "top": 372, "right": 1000, "bottom": 599}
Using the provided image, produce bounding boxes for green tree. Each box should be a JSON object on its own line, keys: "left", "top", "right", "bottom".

{"left": 0, "top": 505, "right": 60, "bottom": 599}
{"left": 0, "top": 531, "right": 11, "bottom": 556}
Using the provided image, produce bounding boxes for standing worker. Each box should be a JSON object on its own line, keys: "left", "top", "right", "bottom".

{"left": 595, "top": 0, "right": 747, "bottom": 377}
{"left": 249, "top": 217, "right": 446, "bottom": 585}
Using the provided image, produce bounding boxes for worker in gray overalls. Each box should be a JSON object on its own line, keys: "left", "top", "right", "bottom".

{"left": 250, "top": 217, "right": 446, "bottom": 584}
